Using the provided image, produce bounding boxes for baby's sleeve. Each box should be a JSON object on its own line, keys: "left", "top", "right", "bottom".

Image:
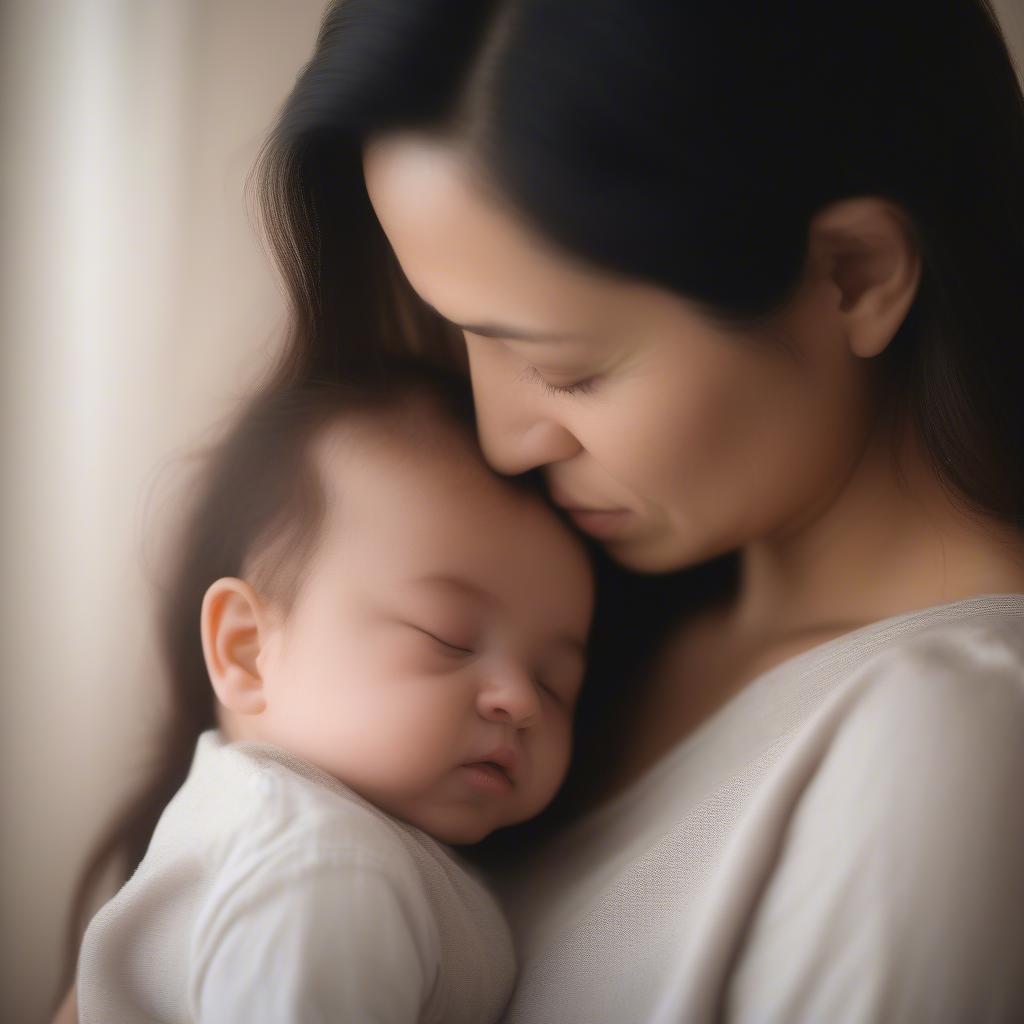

{"left": 187, "top": 839, "right": 440, "bottom": 1024}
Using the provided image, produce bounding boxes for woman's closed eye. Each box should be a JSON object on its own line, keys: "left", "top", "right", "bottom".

{"left": 536, "top": 677, "right": 565, "bottom": 704}
{"left": 521, "top": 364, "right": 598, "bottom": 397}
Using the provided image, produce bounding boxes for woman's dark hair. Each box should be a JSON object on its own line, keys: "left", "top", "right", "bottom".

{"left": 59, "top": 0, "right": 1024, "bottom": 1006}
{"left": 56, "top": 359, "right": 480, "bottom": 1002}
{"left": 257, "top": 0, "right": 1023, "bottom": 527}
{"left": 248, "top": 0, "right": 1024, "bottom": 852}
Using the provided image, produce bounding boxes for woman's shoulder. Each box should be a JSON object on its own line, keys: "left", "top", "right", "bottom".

{"left": 708, "top": 606, "right": 1024, "bottom": 1021}
{"left": 798, "top": 603, "right": 1024, "bottom": 840}
{"left": 836, "top": 602, "right": 1024, "bottom": 754}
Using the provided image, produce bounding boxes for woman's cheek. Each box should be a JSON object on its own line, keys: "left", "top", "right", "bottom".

{"left": 594, "top": 392, "right": 699, "bottom": 497}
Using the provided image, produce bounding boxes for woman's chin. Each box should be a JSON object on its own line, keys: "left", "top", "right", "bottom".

{"left": 600, "top": 530, "right": 730, "bottom": 577}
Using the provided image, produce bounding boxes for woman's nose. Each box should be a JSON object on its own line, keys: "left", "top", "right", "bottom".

{"left": 476, "top": 667, "right": 543, "bottom": 730}
{"left": 467, "top": 339, "right": 582, "bottom": 475}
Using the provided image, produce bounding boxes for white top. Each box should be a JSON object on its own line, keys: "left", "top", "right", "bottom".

{"left": 77, "top": 730, "right": 515, "bottom": 1024}
{"left": 495, "top": 593, "right": 1024, "bottom": 1023}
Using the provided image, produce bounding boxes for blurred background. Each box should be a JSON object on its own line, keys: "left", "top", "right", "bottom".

{"left": 0, "top": 1, "right": 326, "bottom": 1019}
{"left": 1, "top": 1, "right": 1022, "bottom": 1020}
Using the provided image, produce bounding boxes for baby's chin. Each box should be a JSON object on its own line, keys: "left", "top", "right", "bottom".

{"left": 437, "top": 823, "right": 493, "bottom": 847}
{"left": 407, "top": 806, "right": 526, "bottom": 847}
{"left": 420, "top": 813, "right": 506, "bottom": 847}
{"left": 382, "top": 782, "right": 560, "bottom": 846}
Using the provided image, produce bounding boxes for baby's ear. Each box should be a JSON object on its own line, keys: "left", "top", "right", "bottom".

{"left": 200, "top": 578, "right": 277, "bottom": 716}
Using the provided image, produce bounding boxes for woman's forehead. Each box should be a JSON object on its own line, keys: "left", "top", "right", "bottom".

{"left": 363, "top": 133, "right": 640, "bottom": 332}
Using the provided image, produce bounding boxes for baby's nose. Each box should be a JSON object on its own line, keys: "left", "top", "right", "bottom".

{"left": 476, "top": 667, "right": 542, "bottom": 729}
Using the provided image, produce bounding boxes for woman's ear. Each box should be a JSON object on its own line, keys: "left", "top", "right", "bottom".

{"left": 806, "top": 197, "right": 921, "bottom": 359}
{"left": 200, "top": 578, "right": 279, "bottom": 716}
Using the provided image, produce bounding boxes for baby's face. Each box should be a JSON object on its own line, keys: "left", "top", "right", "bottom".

{"left": 252, "top": 404, "right": 594, "bottom": 844}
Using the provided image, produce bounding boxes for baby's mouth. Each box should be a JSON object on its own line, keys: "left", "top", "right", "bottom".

{"left": 480, "top": 760, "right": 512, "bottom": 783}
{"left": 460, "top": 760, "right": 516, "bottom": 793}
{"left": 465, "top": 745, "right": 519, "bottom": 784}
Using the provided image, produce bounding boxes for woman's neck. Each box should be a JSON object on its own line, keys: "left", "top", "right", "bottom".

{"left": 730, "top": 411, "right": 1024, "bottom": 645}
{"left": 597, "top": 418, "right": 1024, "bottom": 804}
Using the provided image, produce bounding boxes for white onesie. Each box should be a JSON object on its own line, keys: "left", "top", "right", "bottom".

{"left": 77, "top": 729, "right": 516, "bottom": 1023}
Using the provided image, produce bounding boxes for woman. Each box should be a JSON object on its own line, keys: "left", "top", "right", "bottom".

{"left": 58, "top": 0, "right": 1024, "bottom": 1020}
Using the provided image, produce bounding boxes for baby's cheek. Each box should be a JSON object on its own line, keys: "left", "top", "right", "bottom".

{"left": 378, "top": 634, "right": 455, "bottom": 678}
{"left": 379, "top": 687, "right": 463, "bottom": 765}
{"left": 528, "top": 723, "right": 573, "bottom": 809}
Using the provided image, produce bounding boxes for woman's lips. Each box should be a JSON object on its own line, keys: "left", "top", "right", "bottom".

{"left": 547, "top": 484, "right": 635, "bottom": 538}
{"left": 562, "top": 507, "right": 634, "bottom": 538}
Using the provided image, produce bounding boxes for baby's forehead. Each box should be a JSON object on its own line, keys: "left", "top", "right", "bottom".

{"left": 309, "top": 402, "right": 578, "bottom": 550}
{"left": 300, "top": 402, "right": 593, "bottom": 628}
{"left": 312, "top": 400, "right": 491, "bottom": 490}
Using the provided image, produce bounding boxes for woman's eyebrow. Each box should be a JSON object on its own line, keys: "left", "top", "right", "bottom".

{"left": 424, "top": 303, "right": 575, "bottom": 342}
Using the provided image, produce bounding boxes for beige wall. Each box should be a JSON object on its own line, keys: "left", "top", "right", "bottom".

{"left": 1, "top": 2, "right": 1021, "bottom": 1021}
{"left": 0, "top": 2, "right": 326, "bottom": 1019}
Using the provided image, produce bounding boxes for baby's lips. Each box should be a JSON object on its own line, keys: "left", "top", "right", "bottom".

{"left": 465, "top": 745, "right": 519, "bottom": 783}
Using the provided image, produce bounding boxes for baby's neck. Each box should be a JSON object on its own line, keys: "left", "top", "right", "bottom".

{"left": 214, "top": 710, "right": 266, "bottom": 746}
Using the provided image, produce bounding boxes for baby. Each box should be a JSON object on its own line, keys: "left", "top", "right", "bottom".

{"left": 76, "top": 364, "right": 594, "bottom": 1023}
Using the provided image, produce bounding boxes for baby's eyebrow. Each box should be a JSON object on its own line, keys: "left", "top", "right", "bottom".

{"left": 410, "top": 573, "right": 497, "bottom": 606}
{"left": 409, "top": 573, "right": 586, "bottom": 654}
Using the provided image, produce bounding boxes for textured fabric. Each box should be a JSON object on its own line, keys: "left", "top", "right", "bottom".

{"left": 77, "top": 731, "right": 515, "bottom": 1024}
{"left": 495, "top": 593, "right": 1024, "bottom": 1024}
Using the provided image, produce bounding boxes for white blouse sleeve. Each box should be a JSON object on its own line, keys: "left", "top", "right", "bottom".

{"left": 187, "top": 843, "right": 439, "bottom": 1023}
{"left": 724, "top": 643, "right": 1024, "bottom": 1023}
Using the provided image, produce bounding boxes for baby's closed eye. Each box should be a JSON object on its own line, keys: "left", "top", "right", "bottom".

{"left": 411, "top": 624, "right": 476, "bottom": 656}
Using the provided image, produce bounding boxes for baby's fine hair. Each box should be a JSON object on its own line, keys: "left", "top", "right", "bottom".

{"left": 200, "top": 358, "right": 479, "bottom": 613}
{"left": 60, "top": 356, "right": 479, "bottom": 983}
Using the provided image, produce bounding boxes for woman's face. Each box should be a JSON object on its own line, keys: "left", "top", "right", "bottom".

{"left": 363, "top": 134, "right": 878, "bottom": 573}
